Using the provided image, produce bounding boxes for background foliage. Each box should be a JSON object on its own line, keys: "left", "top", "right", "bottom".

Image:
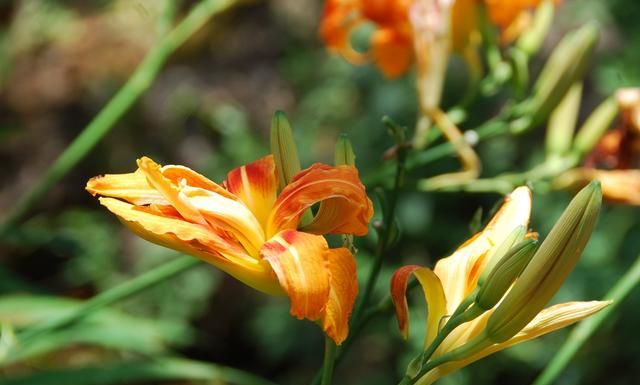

{"left": 1, "top": 0, "right": 639, "bottom": 384}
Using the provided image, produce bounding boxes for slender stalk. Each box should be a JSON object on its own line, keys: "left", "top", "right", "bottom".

{"left": 311, "top": 128, "right": 409, "bottom": 385}
{"left": 532, "top": 254, "right": 640, "bottom": 385}
{"left": 0, "top": 0, "right": 237, "bottom": 235}
{"left": 15, "top": 255, "right": 201, "bottom": 347}
{"left": 320, "top": 337, "right": 338, "bottom": 385}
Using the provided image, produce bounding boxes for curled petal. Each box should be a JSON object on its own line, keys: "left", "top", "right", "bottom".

{"left": 268, "top": 164, "right": 373, "bottom": 238}
{"left": 418, "top": 301, "right": 610, "bottom": 385}
{"left": 319, "top": 0, "right": 368, "bottom": 65}
{"left": 98, "top": 197, "right": 282, "bottom": 295}
{"left": 261, "top": 230, "right": 331, "bottom": 321}
{"left": 224, "top": 155, "right": 278, "bottom": 229}
{"left": 136, "top": 157, "right": 207, "bottom": 225}
{"left": 391, "top": 265, "right": 447, "bottom": 346}
{"left": 434, "top": 186, "right": 532, "bottom": 314}
{"left": 321, "top": 247, "right": 359, "bottom": 345}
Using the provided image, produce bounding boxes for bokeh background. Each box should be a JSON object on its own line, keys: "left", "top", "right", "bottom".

{"left": 1, "top": 0, "right": 639, "bottom": 384}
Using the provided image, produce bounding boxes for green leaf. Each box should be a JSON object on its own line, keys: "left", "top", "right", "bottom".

{"left": 0, "top": 357, "right": 278, "bottom": 385}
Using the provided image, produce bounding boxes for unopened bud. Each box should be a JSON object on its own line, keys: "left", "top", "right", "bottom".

{"left": 517, "top": 24, "right": 598, "bottom": 129}
{"left": 270, "top": 111, "right": 302, "bottom": 191}
{"left": 476, "top": 239, "right": 538, "bottom": 310}
{"left": 572, "top": 97, "right": 618, "bottom": 157}
{"left": 516, "top": 0, "right": 555, "bottom": 56}
{"left": 335, "top": 134, "right": 356, "bottom": 166}
{"left": 546, "top": 82, "right": 582, "bottom": 158}
{"left": 486, "top": 181, "right": 602, "bottom": 343}
{"left": 478, "top": 225, "right": 526, "bottom": 287}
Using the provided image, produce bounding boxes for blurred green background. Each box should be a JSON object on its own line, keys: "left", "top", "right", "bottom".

{"left": 0, "top": 0, "right": 639, "bottom": 384}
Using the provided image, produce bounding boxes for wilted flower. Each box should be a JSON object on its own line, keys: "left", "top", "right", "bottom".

{"left": 391, "top": 185, "right": 609, "bottom": 384}
{"left": 86, "top": 154, "right": 373, "bottom": 344}
{"left": 555, "top": 88, "right": 640, "bottom": 205}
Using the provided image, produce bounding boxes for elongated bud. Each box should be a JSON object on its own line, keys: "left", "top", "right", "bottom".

{"left": 335, "top": 134, "right": 356, "bottom": 166}
{"left": 486, "top": 181, "right": 602, "bottom": 343}
{"left": 572, "top": 96, "right": 619, "bottom": 157}
{"left": 476, "top": 240, "right": 538, "bottom": 310}
{"left": 516, "top": 24, "right": 598, "bottom": 129}
{"left": 516, "top": 0, "right": 555, "bottom": 56}
{"left": 546, "top": 82, "right": 582, "bottom": 158}
{"left": 270, "top": 111, "right": 302, "bottom": 190}
{"left": 478, "top": 225, "right": 526, "bottom": 287}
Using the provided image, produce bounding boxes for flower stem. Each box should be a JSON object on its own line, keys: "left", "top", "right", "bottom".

{"left": 532, "top": 253, "right": 640, "bottom": 385}
{"left": 13, "top": 255, "right": 201, "bottom": 349}
{"left": 320, "top": 337, "right": 337, "bottom": 385}
{"left": 0, "top": 0, "right": 237, "bottom": 236}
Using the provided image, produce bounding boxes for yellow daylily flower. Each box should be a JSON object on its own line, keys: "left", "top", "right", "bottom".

{"left": 391, "top": 186, "right": 609, "bottom": 384}
{"left": 87, "top": 155, "right": 373, "bottom": 344}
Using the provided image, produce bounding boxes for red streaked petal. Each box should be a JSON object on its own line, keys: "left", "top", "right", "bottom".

{"left": 267, "top": 164, "right": 373, "bottom": 238}
{"left": 321, "top": 247, "right": 358, "bottom": 345}
{"left": 391, "top": 265, "right": 447, "bottom": 345}
{"left": 261, "top": 230, "right": 330, "bottom": 321}
{"left": 224, "top": 155, "right": 278, "bottom": 228}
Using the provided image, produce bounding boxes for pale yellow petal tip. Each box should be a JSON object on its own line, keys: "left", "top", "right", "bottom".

{"left": 136, "top": 156, "right": 158, "bottom": 170}
{"left": 85, "top": 175, "right": 104, "bottom": 196}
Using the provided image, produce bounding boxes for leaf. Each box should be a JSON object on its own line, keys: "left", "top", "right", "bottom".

{"left": 0, "top": 357, "right": 278, "bottom": 385}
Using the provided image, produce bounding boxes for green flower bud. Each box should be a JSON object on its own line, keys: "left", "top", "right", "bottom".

{"left": 516, "top": 24, "right": 598, "bottom": 130}
{"left": 476, "top": 239, "right": 538, "bottom": 310}
{"left": 516, "top": 0, "right": 555, "bottom": 56}
{"left": 477, "top": 225, "right": 526, "bottom": 287}
{"left": 572, "top": 96, "right": 619, "bottom": 157}
{"left": 270, "top": 111, "right": 301, "bottom": 191}
{"left": 486, "top": 181, "right": 602, "bottom": 343}
{"left": 546, "top": 82, "right": 582, "bottom": 158}
{"left": 335, "top": 134, "right": 356, "bottom": 166}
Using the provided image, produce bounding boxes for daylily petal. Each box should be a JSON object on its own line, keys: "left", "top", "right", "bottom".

{"left": 162, "top": 164, "right": 236, "bottom": 200}
{"left": 321, "top": 247, "right": 359, "bottom": 345}
{"left": 182, "top": 186, "right": 266, "bottom": 257}
{"left": 319, "top": 0, "right": 368, "bottom": 65}
{"left": 391, "top": 265, "right": 447, "bottom": 346}
{"left": 554, "top": 168, "right": 640, "bottom": 205}
{"left": 98, "top": 197, "right": 283, "bottom": 295}
{"left": 417, "top": 301, "right": 610, "bottom": 385}
{"left": 261, "top": 230, "right": 331, "bottom": 321}
{"left": 224, "top": 155, "right": 278, "bottom": 229}
{"left": 86, "top": 169, "right": 166, "bottom": 205}
{"left": 370, "top": 28, "right": 413, "bottom": 79}
{"left": 268, "top": 163, "right": 373, "bottom": 238}
{"left": 136, "top": 157, "right": 208, "bottom": 225}
{"left": 434, "top": 186, "right": 532, "bottom": 313}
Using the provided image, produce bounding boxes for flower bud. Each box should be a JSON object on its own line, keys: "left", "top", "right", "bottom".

{"left": 270, "top": 111, "right": 302, "bottom": 191}
{"left": 546, "top": 82, "right": 582, "bottom": 158}
{"left": 486, "top": 181, "right": 602, "bottom": 343}
{"left": 335, "top": 134, "right": 356, "bottom": 166}
{"left": 477, "top": 225, "right": 526, "bottom": 287}
{"left": 516, "top": 24, "right": 598, "bottom": 130}
{"left": 476, "top": 239, "right": 538, "bottom": 310}
{"left": 516, "top": 0, "right": 555, "bottom": 56}
{"left": 572, "top": 97, "right": 618, "bottom": 157}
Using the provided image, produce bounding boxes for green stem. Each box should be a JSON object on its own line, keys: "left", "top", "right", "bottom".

{"left": 532, "top": 254, "right": 640, "bottom": 385}
{"left": 363, "top": 119, "right": 509, "bottom": 186}
{"left": 0, "top": 0, "right": 236, "bottom": 235}
{"left": 320, "top": 337, "right": 337, "bottom": 385}
{"left": 15, "top": 255, "right": 201, "bottom": 346}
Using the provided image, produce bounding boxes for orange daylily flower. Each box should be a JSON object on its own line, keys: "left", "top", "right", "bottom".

{"left": 86, "top": 155, "right": 373, "bottom": 344}
{"left": 319, "top": 0, "right": 554, "bottom": 78}
{"left": 391, "top": 186, "right": 608, "bottom": 384}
